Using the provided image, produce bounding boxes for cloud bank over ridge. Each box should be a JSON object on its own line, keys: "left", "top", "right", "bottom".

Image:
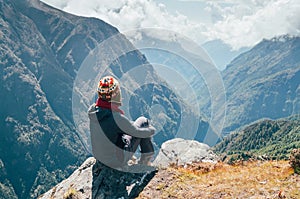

{"left": 42, "top": 0, "right": 300, "bottom": 50}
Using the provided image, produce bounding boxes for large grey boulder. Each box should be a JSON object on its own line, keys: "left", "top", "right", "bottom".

{"left": 38, "top": 157, "right": 156, "bottom": 199}
{"left": 153, "top": 138, "right": 219, "bottom": 168}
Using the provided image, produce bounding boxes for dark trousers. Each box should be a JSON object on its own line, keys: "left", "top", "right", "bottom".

{"left": 122, "top": 117, "right": 154, "bottom": 161}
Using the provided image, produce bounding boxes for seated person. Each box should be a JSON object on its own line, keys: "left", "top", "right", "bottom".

{"left": 88, "top": 76, "right": 155, "bottom": 170}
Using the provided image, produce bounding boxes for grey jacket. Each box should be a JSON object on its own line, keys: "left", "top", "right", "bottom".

{"left": 88, "top": 104, "right": 155, "bottom": 168}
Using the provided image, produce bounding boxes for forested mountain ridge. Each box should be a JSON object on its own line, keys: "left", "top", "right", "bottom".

{"left": 214, "top": 115, "right": 300, "bottom": 160}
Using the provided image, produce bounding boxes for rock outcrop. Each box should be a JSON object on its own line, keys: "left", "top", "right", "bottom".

{"left": 39, "top": 138, "right": 218, "bottom": 198}
{"left": 38, "top": 157, "right": 157, "bottom": 199}
{"left": 153, "top": 138, "right": 219, "bottom": 168}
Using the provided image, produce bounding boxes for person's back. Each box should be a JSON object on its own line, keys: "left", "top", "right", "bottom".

{"left": 88, "top": 105, "right": 124, "bottom": 168}
{"left": 88, "top": 76, "right": 155, "bottom": 170}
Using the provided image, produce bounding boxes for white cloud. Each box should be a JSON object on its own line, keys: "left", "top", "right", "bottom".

{"left": 41, "top": 0, "right": 300, "bottom": 50}
{"left": 204, "top": 0, "right": 300, "bottom": 49}
{"left": 41, "top": 0, "right": 208, "bottom": 44}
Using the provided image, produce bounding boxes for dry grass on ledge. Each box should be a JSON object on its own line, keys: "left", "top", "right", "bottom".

{"left": 138, "top": 160, "right": 300, "bottom": 199}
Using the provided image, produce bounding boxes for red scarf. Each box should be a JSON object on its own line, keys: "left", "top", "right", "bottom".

{"left": 95, "top": 98, "right": 124, "bottom": 114}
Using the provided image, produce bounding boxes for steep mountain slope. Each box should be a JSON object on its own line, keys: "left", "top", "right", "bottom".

{"left": 214, "top": 115, "right": 300, "bottom": 160}
{"left": 0, "top": 0, "right": 94, "bottom": 198}
{"left": 0, "top": 0, "right": 211, "bottom": 198}
{"left": 221, "top": 35, "right": 300, "bottom": 132}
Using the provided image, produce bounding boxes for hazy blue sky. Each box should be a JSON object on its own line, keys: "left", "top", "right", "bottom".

{"left": 41, "top": 0, "right": 300, "bottom": 50}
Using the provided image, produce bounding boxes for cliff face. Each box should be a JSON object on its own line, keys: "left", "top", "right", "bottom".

{"left": 38, "top": 157, "right": 157, "bottom": 199}
{"left": 1, "top": 0, "right": 89, "bottom": 198}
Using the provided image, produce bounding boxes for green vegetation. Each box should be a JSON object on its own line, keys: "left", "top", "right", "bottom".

{"left": 214, "top": 115, "right": 300, "bottom": 161}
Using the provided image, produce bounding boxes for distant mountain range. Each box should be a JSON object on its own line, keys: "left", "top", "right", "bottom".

{"left": 142, "top": 34, "right": 300, "bottom": 136}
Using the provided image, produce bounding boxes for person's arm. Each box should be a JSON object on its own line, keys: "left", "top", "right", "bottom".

{"left": 114, "top": 113, "right": 155, "bottom": 138}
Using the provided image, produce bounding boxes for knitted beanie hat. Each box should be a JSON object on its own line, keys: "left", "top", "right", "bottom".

{"left": 97, "top": 76, "right": 122, "bottom": 105}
